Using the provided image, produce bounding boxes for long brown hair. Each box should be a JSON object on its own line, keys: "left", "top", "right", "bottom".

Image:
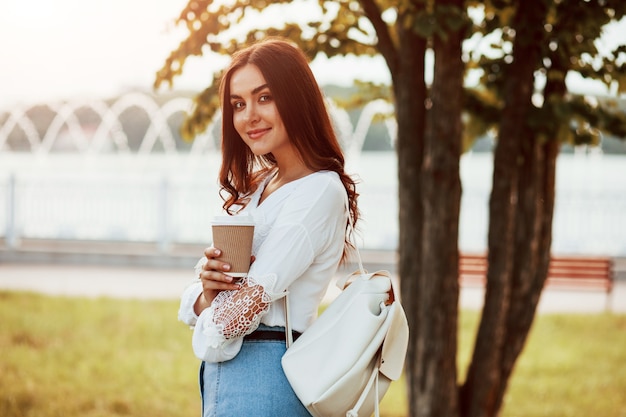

{"left": 217, "top": 37, "right": 359, "bottom": 260}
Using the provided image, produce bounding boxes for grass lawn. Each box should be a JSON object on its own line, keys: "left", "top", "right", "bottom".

{"left": 1, "top": 290, "right": 624, "bottom": 417}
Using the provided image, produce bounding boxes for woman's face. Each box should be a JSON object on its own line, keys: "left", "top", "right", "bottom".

{"left": 229, "top": 64, "right": 291, "bottom": 158}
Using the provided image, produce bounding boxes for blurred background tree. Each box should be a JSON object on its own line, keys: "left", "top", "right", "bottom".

{"left": 155, "top": 1, "right": 626, "bottom": 416}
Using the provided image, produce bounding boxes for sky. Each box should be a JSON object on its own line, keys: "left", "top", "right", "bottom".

{"left": 0, "top": 0, "right": 624, "bottom": 110}
{"left": 0, "top": 0, "right": 390, "bottom": 110}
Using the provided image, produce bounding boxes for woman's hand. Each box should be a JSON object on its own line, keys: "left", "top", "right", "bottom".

{"left": 194, "top": 247, "right": 241, "bottom": 315}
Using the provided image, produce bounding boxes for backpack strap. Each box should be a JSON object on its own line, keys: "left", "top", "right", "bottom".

{"left": 283, "top": 293, "right": 294, "bottom": 348}
{"left": 346, "top": 353, "right": 382, "bottom": 417}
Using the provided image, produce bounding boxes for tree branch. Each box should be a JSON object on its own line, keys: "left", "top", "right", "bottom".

{"left": 358, "top": 0, "right": 399, "bottom": 74}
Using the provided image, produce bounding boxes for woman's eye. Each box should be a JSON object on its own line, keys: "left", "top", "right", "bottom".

{"left": 232, "top": 101, "right": 245, "bottom": 110}
{"left": 259, "top": 94, "right": 272, "bottom": 103}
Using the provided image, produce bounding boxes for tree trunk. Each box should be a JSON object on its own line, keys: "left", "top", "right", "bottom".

{"left": 413, "top": 0, "right": 465, "bottom": 416}
{"left": 492, "top": 128, "right": 558, "bottom": 410}
{"left": 492, "top": 59, "right": 566, "bottom": 411}
{"left": 461, "top": 1, "right": 547, "bottom": 416}
{"left": 394, "top": 25, "right": 427, "bottom": 416}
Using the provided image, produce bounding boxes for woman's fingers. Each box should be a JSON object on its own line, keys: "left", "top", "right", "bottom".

{"left": 194, "top": 247, "right": 240, "bottom": 311}
{"left": 197, "top": 247, "right": 240, "bottom": 305}
{"left": 197, "top": 271, "right": 240, "bottom": 306}
{"left": 199, "top": 269, "right": 239, "bottom": 286}
{"left": 204, "top": 247, "right": 221, "bottom": 258}
{"left": 202, "top": 247, "right": 232, "bottom": 274}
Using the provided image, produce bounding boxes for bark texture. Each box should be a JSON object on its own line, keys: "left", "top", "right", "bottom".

{"left": 394, "top": 24, "right": 427, "bottom": 417}
{"left": 460, "top": 1, "right": 549, "bottom": 416}
{"left": 492, "top": 48, "right": 566, "bottom": 413}
{"left": 412, "top": 0, "right": 465, "bottom": 416}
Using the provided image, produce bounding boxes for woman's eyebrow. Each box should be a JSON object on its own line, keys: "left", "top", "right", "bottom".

{"left": 252, "top": 83, "right": 269, "bottom": 95}
{"left": 230, "top": 83, "right": 270, "bottom": 100}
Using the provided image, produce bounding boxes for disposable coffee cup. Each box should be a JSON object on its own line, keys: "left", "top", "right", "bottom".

{"left": 211, "top": 214, "right": 255, "bottom": 278}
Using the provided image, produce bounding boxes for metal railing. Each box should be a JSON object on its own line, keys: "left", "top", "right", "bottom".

{"left": 2, "top": 158, "right": 626, "bottom": 257}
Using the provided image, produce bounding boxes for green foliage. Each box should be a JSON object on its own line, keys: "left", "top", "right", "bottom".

{"left": 154, "top": 0, "right": 388, "bottom": 140}
{"left": 153, "top": 0, "right": 388, "bottom": 86}
{"left": 463, "top": 87, "right": 502, "bottom": 150}
{"left": 332, "top": 80, "right": 393, "bottom": 113}
{"left": 181, "top": 74, "right": 222, "bottom": 141}
{"left": 465, "top": 1, "right": 626, "bottom": 147}
{"left": 156, "top": 0, "right": 626, "bottom": 149}
{"left": 544, "top": 0, "right": 626, "bottom": 92}
{"left": 411, "top": 4, "right": 472, "bottom": 41}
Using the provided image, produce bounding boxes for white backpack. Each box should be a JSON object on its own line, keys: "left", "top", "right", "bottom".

{"left": 281, "top": 261, "right": 409, "bottom": 417}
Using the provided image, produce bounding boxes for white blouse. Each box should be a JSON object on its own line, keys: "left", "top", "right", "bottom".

{"left": 178, "top": 170, "right": 348, "bottom": 362}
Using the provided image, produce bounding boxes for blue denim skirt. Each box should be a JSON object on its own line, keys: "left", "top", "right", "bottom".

{"left": 199, "top": 325, "right": 311, "bottom": 417}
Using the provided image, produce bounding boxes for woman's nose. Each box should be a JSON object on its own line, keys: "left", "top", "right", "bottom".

{"left": 243, "top": 103, "right": 259, "bottom": 123}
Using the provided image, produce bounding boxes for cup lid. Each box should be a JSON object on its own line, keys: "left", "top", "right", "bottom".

{"left": 212, "top": 214, "right": 255, "bottom": 226}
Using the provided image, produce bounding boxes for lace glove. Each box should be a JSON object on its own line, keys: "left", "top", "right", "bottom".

{"left": 191, "top": 275, "right": 283, "bottom": 363}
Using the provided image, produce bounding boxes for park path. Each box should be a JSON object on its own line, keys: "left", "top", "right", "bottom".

{"left": 1, "top": 259, "right": 623, "bottom": 313}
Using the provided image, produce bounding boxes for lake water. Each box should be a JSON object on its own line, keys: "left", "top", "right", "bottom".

{"left": 0, "top": 151, "right": 624, "bottom": 256}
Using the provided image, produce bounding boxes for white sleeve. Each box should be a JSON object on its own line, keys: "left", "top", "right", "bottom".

{"left": 178, "top": 281, "right": 202, "bottom": 327}
{"left": 177, "top": 257, "right": 208, "bottom": 327}
{"left": 192, "top": 304, "right": 244, "bottom": 362}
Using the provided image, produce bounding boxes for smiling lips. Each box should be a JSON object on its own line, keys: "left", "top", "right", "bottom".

{"left": 247, "top": 127, "right": 271, "bottom": 140}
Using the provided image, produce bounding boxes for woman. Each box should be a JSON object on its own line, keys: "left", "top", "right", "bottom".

{"left": 177, "top": 37, "right": 359, "bottom": 416}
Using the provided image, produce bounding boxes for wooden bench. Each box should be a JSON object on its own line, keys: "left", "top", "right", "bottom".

{"left": 459, "top": 254, "right": 614, "bottom": 305}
